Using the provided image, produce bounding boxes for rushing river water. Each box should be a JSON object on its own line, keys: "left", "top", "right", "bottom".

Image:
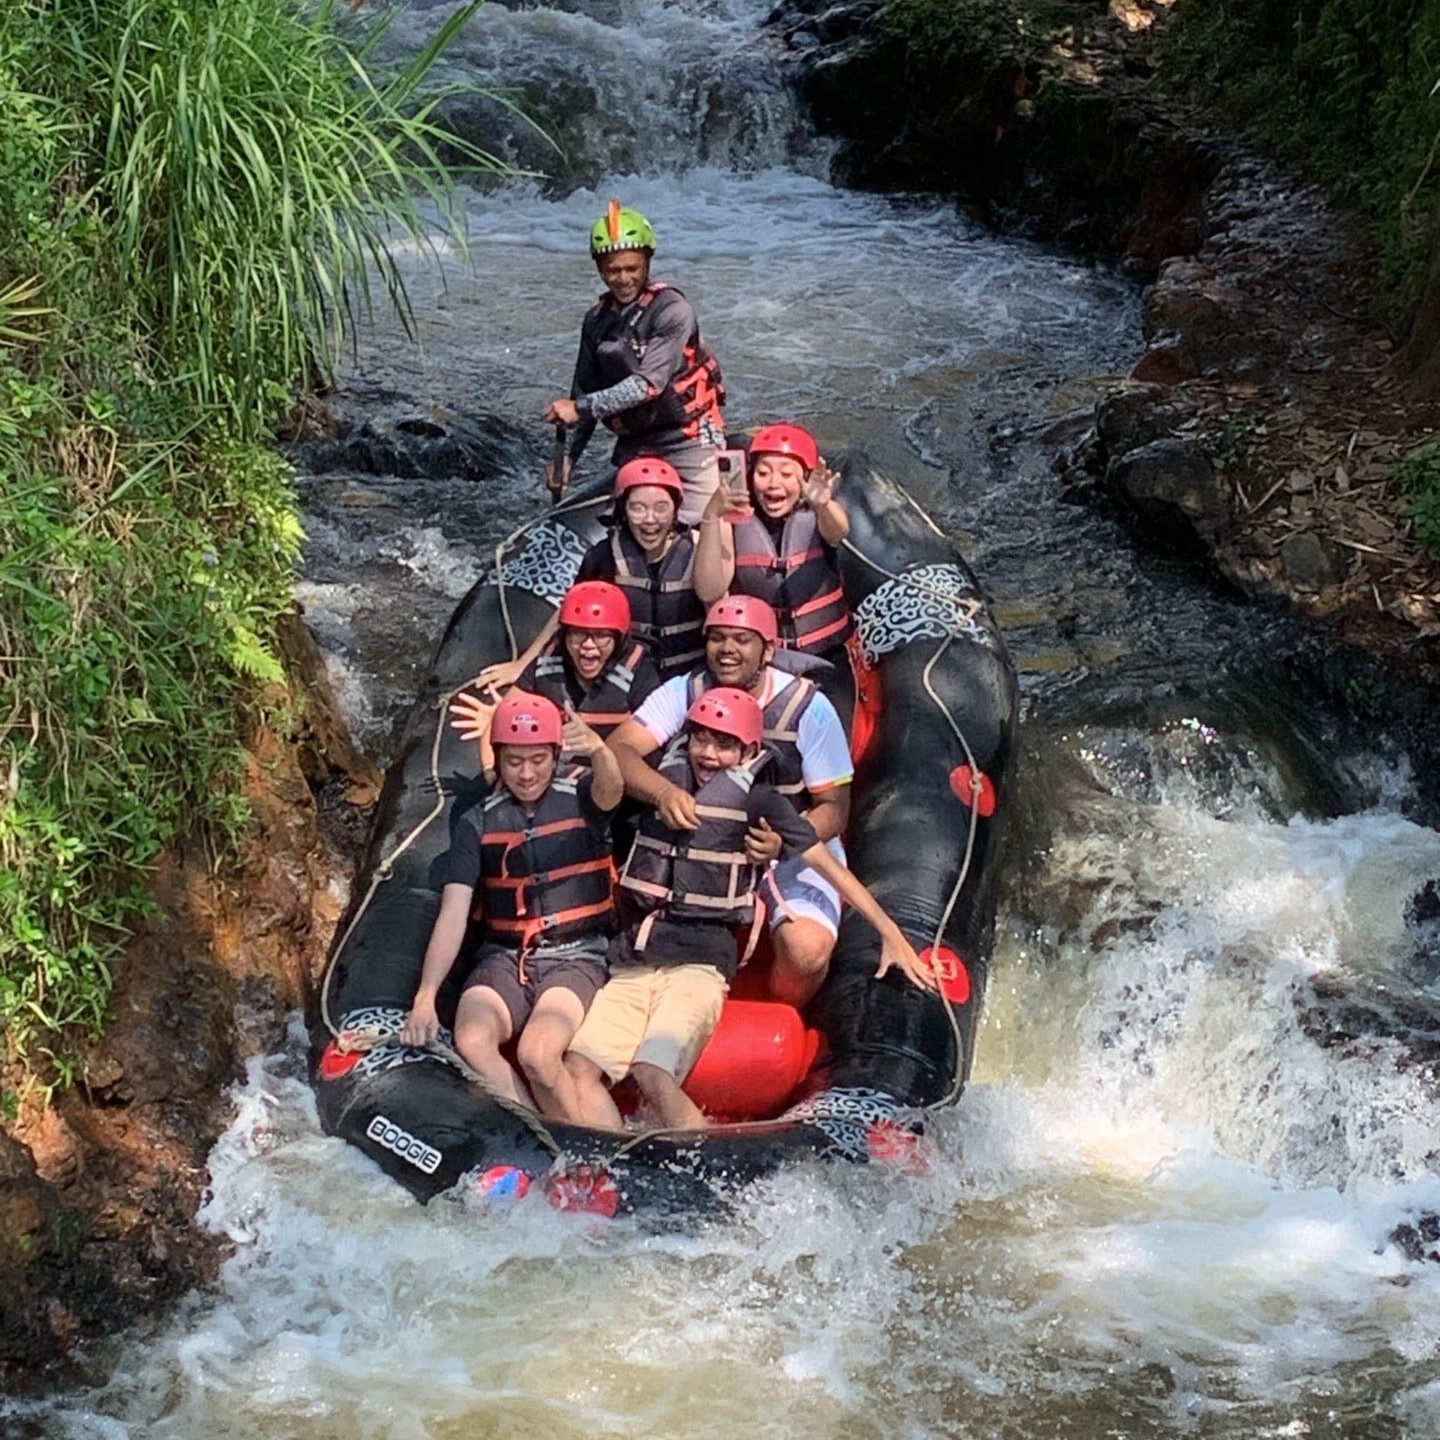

{"left": 15, "top": 0, "right": 1440, "bottom": 1435}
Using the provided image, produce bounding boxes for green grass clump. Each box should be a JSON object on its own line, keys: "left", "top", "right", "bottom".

{"left": 0, "top": 0, "right": 503, "bottom": 1084}
{"left": 1394, "top": 440, "right": 1440, "bottom": 558}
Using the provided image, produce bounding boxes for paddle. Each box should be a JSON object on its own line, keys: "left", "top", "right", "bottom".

{"left": 547, "top": 422, "right": 568, "bottom": 505}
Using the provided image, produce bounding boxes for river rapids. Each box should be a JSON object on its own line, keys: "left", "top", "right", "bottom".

{"left": 13, "top": 0, "right": 1440, "bottom": 1435}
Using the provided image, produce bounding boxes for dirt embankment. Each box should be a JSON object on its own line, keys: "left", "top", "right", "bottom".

{"left": 0, "top": 614, "right": 378, "bottom": 1392}
{"left": 779, "top": 0, "right": 1440, "bottom": 680}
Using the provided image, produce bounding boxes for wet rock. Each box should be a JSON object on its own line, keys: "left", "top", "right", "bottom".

{"left": 1139, "top": 257, "right": 1246, "bottom": 378}
{"left": 1279, "top": 531, "right": 1343, "bottom": 594}
{"left": 1095, "top": 382, "right": 1195, "bottom": 453}
{"left": 1104, "top": 438, "right": 1228, "bottom": 554}
{"left": 284, "top": 403, "right": 529, "bottom": 482}
{"left": 1389, "top": 1212, "right": 1440, "bottom": 1263}
{"left": 1408, "top": 880, "right": 1440, "bottom": 979}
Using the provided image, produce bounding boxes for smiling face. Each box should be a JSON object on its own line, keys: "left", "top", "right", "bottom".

{"left": 750, "top": 453, "right": 807, "bottom": 520}
{"left": 595, "top": 248, "right": 650, "bottom": 305}
{"left": 686, "top": 725, "right": 749, "bottom": 786}
{"left": 563, "top": 625, "right": 618, "bottom": 684}
{"left": 496, "top": 743, "right": 557, "bottom": 805}
{"left": 622, "top": 485, "right": 678, "bottom": 555}
{"left": 704, "top": 624, "right": 772, "bottom": 693}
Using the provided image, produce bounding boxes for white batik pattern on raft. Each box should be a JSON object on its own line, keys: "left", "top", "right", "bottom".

{"left": 335, "top": 1006, "right": 454, "bottom": 1078}
{"left": 782, "top": 1087, "right": 920, "bottom": 1159}
{"left": 853, "top": 562, "right": 996, "bottom": 664}
{"left": 497, "top": 520, "right": 591, "bottom": 605}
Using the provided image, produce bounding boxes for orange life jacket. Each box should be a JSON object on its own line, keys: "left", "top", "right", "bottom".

{"left": 473, "top": 774, "right": 614, "bottom": 952}
{"left": 730, "top": 509, "right": 853, "bottom": 657}
{"left": 586, "top": 282, "right": 725, "bottom": 442}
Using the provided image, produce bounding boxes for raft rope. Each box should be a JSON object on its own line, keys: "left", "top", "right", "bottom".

{"left": 318, "top": 480, "right": 987, "bottom": 1169}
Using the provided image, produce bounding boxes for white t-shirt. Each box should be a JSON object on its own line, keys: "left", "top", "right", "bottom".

{"left": 633, "top": 667, "right": 853, "bottom": 792}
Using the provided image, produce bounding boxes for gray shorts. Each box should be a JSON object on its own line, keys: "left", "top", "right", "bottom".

{"left": 765, "top": 854, "right": 842, "bottom": 937}
{"left": 464, "top": 939, "right": 608, "bottom": 1031}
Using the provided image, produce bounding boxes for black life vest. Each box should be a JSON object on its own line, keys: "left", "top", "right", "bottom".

{"left": 522, "top": 638, "right": 650, "bottom": 740}
{"left": 585, "top": 282, "right": 725, "bottom": 442}
{"left": 730, "top": 509, "right": 853, "bottom": 657}
{"left": 685, "top": 668, "right": 817, "bottom": 801}
{"left": 605, "top": 529, "right": 706, "bottom": 677}
{"left": 473, "top": 774, "right": 614, "bottom": 951}
{"left": 619, "top": 739, "right": 768, "bottom": 938}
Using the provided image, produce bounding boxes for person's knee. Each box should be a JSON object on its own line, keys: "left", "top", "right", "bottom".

{"left": 454, "top": 1010, "right": 505, "bottom": 1057}
{"left": 773, "top": 919, "right": 835, "bottom": 974}
{"left": 516, "top": 1029, "right": 566, "bottom": 1086}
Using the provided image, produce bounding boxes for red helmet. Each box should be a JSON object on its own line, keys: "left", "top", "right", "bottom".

{"left": 491, "top": 691, "right": 563, "bottom": 747}
{"left": 704, "top": 594, "right": 778, "bottom": 645}
{"left": 614, "top": 457, "right": 684, "bottom": 507}
{"left": 559, "top": 580, "right": 630, "bottom": 634}
{"left": 749, "top": 423, "right": 818, "bottom": 473}
{"left": 685, "top": 687, "right": 763, "bottom": 748}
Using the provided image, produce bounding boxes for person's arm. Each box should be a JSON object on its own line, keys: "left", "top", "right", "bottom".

{"left": 607, "top": 714, "right": 698, "bottom": 829}
{"left": 567, "top": 293, "right": 696, "bottom": 428}
{"left": 804, "top": 782, "right": 850, "bottom": 844}
{"left": 796, "top": 691, "right": 853, "bottom": 840}
{"left": 799, "top": 844, "right": 934, "bottom": 991}
{"left": 399, "top": 883, "right": 474, "bottom": 1045}
{"left": 563, "top": 708, "right": 624, "bottom": 811}
{"left": 475, "top": 612, "right": 559, "bottom": 693}
{"left": 692, "top": 485, "right": 738, "bottom": 604}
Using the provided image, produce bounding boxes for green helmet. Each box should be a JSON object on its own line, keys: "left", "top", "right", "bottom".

{"left": 589, "top": 199, "right": 657, "bottom": 257}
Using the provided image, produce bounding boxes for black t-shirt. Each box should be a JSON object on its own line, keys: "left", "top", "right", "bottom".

{"left": 440, "top": 772, "right": 610, "bottom": 891}
{"left": 610, "top": 783, "right": 819, "bottom": 979}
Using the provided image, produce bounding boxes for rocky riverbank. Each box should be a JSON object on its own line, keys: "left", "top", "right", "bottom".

{"left": 0, "top": 618, "right": 377, "bottom": 1391}
{"left": 780, "top": 0, "right": 1440, "bottom": 666}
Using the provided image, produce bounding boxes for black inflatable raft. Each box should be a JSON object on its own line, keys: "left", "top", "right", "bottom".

{"left": 311, "top": 453, "right": 1017, "bottom": 1214}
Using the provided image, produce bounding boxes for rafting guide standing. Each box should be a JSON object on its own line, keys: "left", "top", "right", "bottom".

{"left": 543, "top": 200, "right": 725, "bottom": 524}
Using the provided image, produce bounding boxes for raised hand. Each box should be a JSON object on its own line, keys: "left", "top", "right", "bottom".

{"left": 802, "top": 461, "right": 840, "bottom": 511}
{"left": 449, "top": 688, "right": 497, "bottom": 741}
{"left": 561, "top": 704, "right": 606, "bottom": 758}
{"left": 745, "top": 815, "right": 783, "bottom": 865}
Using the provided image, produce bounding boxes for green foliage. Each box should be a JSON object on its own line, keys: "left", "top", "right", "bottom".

{"left": 875, "top": 0, "right": 1099, "bottom": 75}
{"left": 1394, "top": 439, "right": 1440, "bottom": 557}
{"left": 1164, "top": 0, "right": 1440, "bottom": 322}
{"left": 0, "top": 0, "right": 500, "bottom": 1081}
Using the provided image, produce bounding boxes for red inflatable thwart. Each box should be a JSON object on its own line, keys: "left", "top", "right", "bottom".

{"left": 919, "top": 945, "right": 971, "bottom": 1006}
{"left": 317, "top": 1042, "right": 361, "bottom": 1081}
{"left": 948, "top": 764, "right": 996, "bottom": 817}
{"left": 684, "top": 1000, "right": 821, "bottom": 1120}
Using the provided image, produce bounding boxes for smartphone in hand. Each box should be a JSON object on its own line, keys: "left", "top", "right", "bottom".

{"left": 716, "top": 449, "right": 750, "bottom": 515}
